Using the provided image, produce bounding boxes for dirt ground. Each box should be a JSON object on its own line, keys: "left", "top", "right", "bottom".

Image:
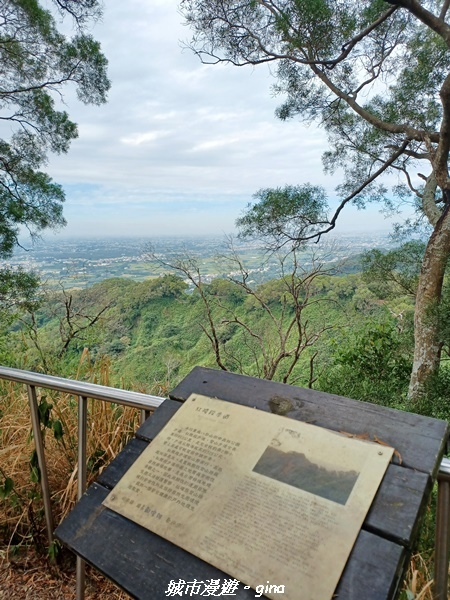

{"left": 0, "top": 550, "right": 127, "bottom": 599}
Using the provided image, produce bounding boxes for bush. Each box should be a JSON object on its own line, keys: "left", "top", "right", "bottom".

{"left": 318, "top": 317, "right": 411, "bottom": 407}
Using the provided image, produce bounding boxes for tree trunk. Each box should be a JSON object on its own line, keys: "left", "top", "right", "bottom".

{"left": 408, "top": 206, "right": 450, "bottom": 400}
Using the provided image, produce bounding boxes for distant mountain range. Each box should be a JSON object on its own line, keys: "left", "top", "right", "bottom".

{"left": 253, "top": 446, "right": 359, "bottom": 505}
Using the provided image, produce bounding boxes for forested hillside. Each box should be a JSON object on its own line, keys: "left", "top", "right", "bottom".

{"left": 1, "top": 244, "right": 447, "bottom": 600}
{"left": 4, "top": 250, "right": 445, "bottom": 418}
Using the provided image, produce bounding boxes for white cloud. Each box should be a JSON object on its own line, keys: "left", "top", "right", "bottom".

{"left": 120, "top": 130, "right": 169, "bottom": 146}
{"left": 41, "top": 0, "right": 405, "bottom": 239}
{"left": 190, "top": 136, "right": 242, "bottom": 152}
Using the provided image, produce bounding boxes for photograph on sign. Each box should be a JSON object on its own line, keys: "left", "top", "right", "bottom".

{"left": 252, "top": 428, "right": 360, "bottom": 505}
{"left": 104, "top": 394, "right": 393, "bottom": 600}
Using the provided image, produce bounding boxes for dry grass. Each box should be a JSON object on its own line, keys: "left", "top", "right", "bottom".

{"left": 0, "top": 548, "right": 128, "bottom": 599}
{"left": 0, "top": 358, "right": 444, "bottom": 599}
{"left": 0, "top": 354, "right": 174, "bottom": 597}
{"left": 402, "top": 553, "right": 435, "bottom": 600}
{"left": 1, "top": 385, "right": 141, "bottom": 548}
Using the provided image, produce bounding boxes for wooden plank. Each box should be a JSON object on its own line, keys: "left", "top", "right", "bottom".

{"left": 94, "top": 403, "right": 430, "bottom": 550}
{"left": 96, "top": 438, "right": 148, "bottom": 490}
{"left": 55, "top": 483, "right": 259, "bottom": 600}
{"left": 335, "top": 529, "right": 406, "bottom": 600}
{"left": 136, "top": 398, "right": 181, "bottom": 442}
{"left": 170, "top": 367, "right": 449, "bottom": 476}
{"left": 366, "top": 464, "right": 431, "bottom": 548}
{"left": 55, "top": 482, "right": 406, "bottom": 600}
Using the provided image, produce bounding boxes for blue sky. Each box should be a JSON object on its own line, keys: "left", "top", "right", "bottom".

{"left": 43, "top": 0, "right": 414, "bottom": 240}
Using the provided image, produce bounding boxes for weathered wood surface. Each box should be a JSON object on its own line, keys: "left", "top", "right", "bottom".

{"left": 56, "top": 481, "right": 406, "bottom": 600}
{"left": 98, "top": 399, "right": 432, "bottom": 550}
{"left": 96, "top": 438, "right": 147, "bottom": 490}
{"left": 335, "top": 530, "right": 406, "bottom": 600}
{"left": 56, "top": 482, "right": 256, "bottom": 600}
{"left": 56, "top": 368, "right": 449, "bottom": 600}
{"left": 135, "top": 398, "right": 181, "bottom": 442}
{"left": 170, "top": 367, "right": 449, "bottom": 476}
{"left": 365, "top": 464, "right": 431, "bottom": 548}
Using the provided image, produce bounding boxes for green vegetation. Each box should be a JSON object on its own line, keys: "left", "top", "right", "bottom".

{"left": 6, "top": 237, "right": 449, "bottom": 423}
{"left": 1, "top": 260, "right": 419, "bottom": 410}
{"left": 182, "top": 0, "right": 450, "bottom": 401}
{"left": 0, "top": 241, "right": 447, "bottom": 600}
{"left": 0, "top": 0, "right": 109, "bottom": 305}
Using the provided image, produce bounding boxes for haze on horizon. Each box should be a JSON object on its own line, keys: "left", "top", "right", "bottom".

{"left": 40, "top": 0, "right": 414, "bottom": 242}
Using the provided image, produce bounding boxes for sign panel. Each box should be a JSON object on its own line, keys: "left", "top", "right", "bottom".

{"left": 104, "top": 394, "right": 393, "bottom": 600}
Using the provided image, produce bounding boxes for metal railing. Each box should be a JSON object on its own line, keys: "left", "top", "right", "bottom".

{"left": 1, "top": 365, "right": 450, "bottom": 599}
{"left": 435, "top": 457, "right": 450, "bottom": 600}
{"left": 0, "top": 365, "right": 164, "bottom": 600}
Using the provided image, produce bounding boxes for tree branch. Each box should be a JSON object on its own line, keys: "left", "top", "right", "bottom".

{"left": 311, "top": 63, "right": 439, "bottom": 143}
{"left": 422, "top": 172, "right": 441, "bottom": 227}
{"left": 286, "top": 139, "right": 411, "bottom": 244}
{"left": 385, "top": 0, "right": 450, "bottom": 45}
{"left": 257, "top": 1, "right": 399, "bottom": 69}
{"left": 433, "top": 72, "right": 450, "bottom": 193}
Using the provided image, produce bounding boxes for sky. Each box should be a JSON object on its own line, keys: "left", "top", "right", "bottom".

{"left": 43, "top": 0, "right": 411, "bottom": 240}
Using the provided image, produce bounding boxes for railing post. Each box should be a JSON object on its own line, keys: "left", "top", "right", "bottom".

{"left": 76, "top": 395, "right": 88, "bottom": 600}
{"left": 434, "top": 471, "right": 450, "bottom": 600}
{"left": 0, "top": 366, "right": 164, "bottom": 599}
{"left": 26, "top": 384, "right": 54, "bottom": 545}
{"left": 140, "top": 409, "right": 151, "bottom": 425}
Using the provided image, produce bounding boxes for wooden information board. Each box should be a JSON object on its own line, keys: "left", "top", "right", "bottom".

{"left": 104, "top": 394, "right": 393, "bottom": 600}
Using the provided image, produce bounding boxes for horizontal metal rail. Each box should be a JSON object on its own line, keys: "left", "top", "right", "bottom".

{"left": 1, "top": 366, "right": 450, "bottom": 599}
{"left": 439, "top": 457, "right": 450, "bottom": 476}
{"left": 0, "top": 365, "right": 165, "bottom": 600}
{"left": 0, "top": 365, "right": 163, "bottom": 410}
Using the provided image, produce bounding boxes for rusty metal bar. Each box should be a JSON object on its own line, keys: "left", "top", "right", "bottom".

{"left": 26, "top": 384, "right": 54, "bottom": 545}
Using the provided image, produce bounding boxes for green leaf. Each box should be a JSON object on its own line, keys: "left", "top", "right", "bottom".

{"left": 29, "top": 450, "right": 41, "bottom": 483}
{"left": 236, "top": 184, "right": 328, "bottom": 244}
{"left": 30, "top": 449, "right": 39, "bottom": 469}
{"left": 0, "top": 0, "right": 109, "bottom": 306}
{"left": 52, "top": 419, "right": 64, "bottom": 441}
{"left": 48, "top": 540, "right": 61, "bottom": 563}
{"left": 30, "top": 465, "right": 40, "bottom": 484}
{"left": 4, "top": 477, "right": 14, "bottom": 496}
{"left": 38, "top": 396, "right": 53, "bottom": 428}
{"left": 0, "top": 477, "right": 14, "bottom": 501}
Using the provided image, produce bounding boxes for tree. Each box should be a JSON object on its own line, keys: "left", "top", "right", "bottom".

{"left": 362, "top": 241, "right": 426, "bottom": 298}
{"left": 362, "top": 240, "right": 450, "bottom": 362}
{"left": 319, "top": 317, "right": 412, "bottom": 407}
{"left": 19, "top": 282, "right": 112, "bottom": 372}
{"left": 0, "top": 267, "right": 40, "bottom": 312}
{"left": 147, "top": 242, "right": 338, "bottom": 385}
{"left": 0, "top": 0, "right": 109, "bottom": 297}
{"left": 181, "top": 0, "right": 450, "bottom": 400}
